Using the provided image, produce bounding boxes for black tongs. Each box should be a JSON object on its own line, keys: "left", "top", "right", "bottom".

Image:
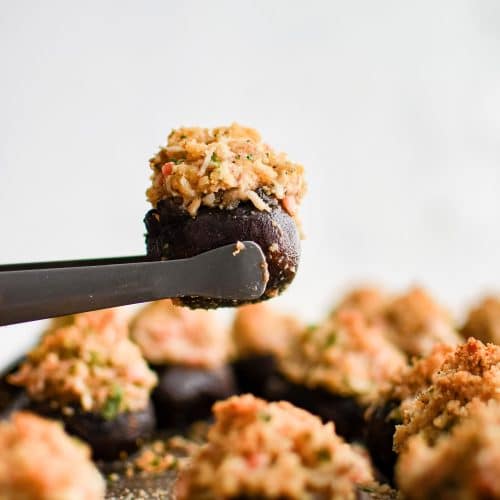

{"left": 0, "top": 242, "right": 268, "bottom": 326}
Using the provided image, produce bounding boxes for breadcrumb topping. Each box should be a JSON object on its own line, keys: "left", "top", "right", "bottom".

{"left": 393, "top": 337, "right": 500, "bottom": 451}
{"left": 9, "top": 310, "right": 157, "bottom": 417}
{"left": 461, "top": 295, "right": 500, "bottom": 345}
{"left": 130, "top": 300, "right": 230, "bottom": 368}
{"left": 147, "top": 123, "right": 306, "bottom": 216}
{"left": 396, "top": 400, "right": 500, "bottom": 500}
{"left": 280, "top": 310, "right": 407, "bottom": 404}
{"left": 384, "top": 287, "right": 461, "bottom": 357}
{"left": 0, "top": 412, "right": 105, "bottom": 499}
{"left": 367, "top": 343, "right": 454, "bottom": 425}
{"left": 333, "top": 286, "right": 388, "bottom": 325}
{"left": 176, "top": 394, "right": 375, "bottom": 500}
{"left": 382, "top": 343, "right": 455, "bottom": 405}
{"left": 232, "top": 303, "right": 304, "bottom": 357}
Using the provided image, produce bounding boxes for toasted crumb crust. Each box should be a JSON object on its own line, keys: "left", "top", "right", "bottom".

{"left": 384, "top": 287, "right": 461, "bottom": 357}
{"left": 9, "top": 310, "right": 157, "bottom": 416}
{"left": 393, "top": 338, "right": 500, "bottom": 451}
{"left": 130, "top": 300, "right": 230, "bottom": 368}
{"left": 382, "top": 343, "right": 455, "bottom": 405}
{"left": 280, "top": 310, "right": 407, "bottom": 404}
{"left": 0, "top": 412, "right": 105, "bottom": 499}
{"left": 396, "top": 400, "right": 500, "bottom": 500}
{"left": 176, "top": 394, "right": 375, "bottom": 500}
{"left": 461, "top": 295, "right": 500, "bottom": 344}
{"left": 147, "top": 123, "right": 306, "bottom": 217}
{"left": 231, "top": 303, "right": 304, "bottom": 357}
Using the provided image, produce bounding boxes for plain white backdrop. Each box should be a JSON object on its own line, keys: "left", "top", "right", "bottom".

{"left": 1, "top": 1, "right": 500, "bottom": 368}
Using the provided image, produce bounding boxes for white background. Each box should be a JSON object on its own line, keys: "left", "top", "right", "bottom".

{"left": 1, "top": 1, "right": 500, "bottom": 368}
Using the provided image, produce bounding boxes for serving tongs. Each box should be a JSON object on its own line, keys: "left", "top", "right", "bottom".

{"left": 0, "top": 242, "right": 268, "bottom": 326}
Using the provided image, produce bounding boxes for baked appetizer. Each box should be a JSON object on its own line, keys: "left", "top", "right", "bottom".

{"left": 231, "top": 303, "right": 303, "bottom": 396}
{"left": 130, "top": 300, "right": 236, "bottom": 427}
{"left": 393, "top": 337, "right": 500, "bottom": 452}
{"left": 9, "top": 309, "right": 158, "bottom": 459}
{"left": 272, "top": 309, "right": 407, "bottom": 442}
{"left": 383, "top": 287, "right": 461, "bottom": 357}
{"left": 365, "top": 343, "right": 454, "bottom": 481}
{"left": 396, "top": 400, "right": 500, "bottom": 500}
{"left": 144, "top": 123, "right": 306, "bottom": 308}
{"left": 176, "top": 394, "right": 380, "bottom": 500}
{"left": 461, "top": 295, "right": 500, "bottom": 344}
{"left": 0, "top": 411, "right": 105, "bottom": 499}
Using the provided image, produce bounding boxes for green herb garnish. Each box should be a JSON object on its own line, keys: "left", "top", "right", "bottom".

{"left": 316, "top": 448, "right": 331, "bottom": 462}
{"left": 89, "top": 350, "right": 103, "bottom": 366}
{"left": 258, "top": 412, "right": 272, "bottom": 422}
{"left": 359, "top": 486, "right": 376, "bottom": 493}
{"left": 211, "top": 152, "right": 221, "bottom": 165}
{"left": 246, "top": 154, "right": 253, "bottom": 160}
{"left": 324, "top": 331, "right": 337, "bottom": 348}
{"left": 102, "top": 385, "right": 123, "bottom": 420}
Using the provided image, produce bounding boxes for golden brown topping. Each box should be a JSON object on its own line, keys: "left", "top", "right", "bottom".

{"left": 384, "top": 287, "right": 461, "bottom": 357}
{"left": 367, "top": 344, "right": 454, "bottom": 426}
{"left": 176, "top": 394, "right": 375, "bottom": 500}
{"left": 384, "top": 343, "right": 455, "bottom": 404}
{"left": 130, "top": 300, "right": 229, "bottom": 368}
{"left": 461, "top": 295, "right": 500, "bottom": 345}
{"left": 333, "top": 285, "right": 388, "bottom": 325}
{"left": 147, "top": 123, "right": 306, "bottom": 216}
{"left": 280, "top": 310, "right": 407, "bottom": 404}
{"left": 0, "top": 412, "right": 105, "bottom": 499}
{"left": 231, "top": 303, "right": 304, "bottom": 357}
{"left": 9, "top": 310, "right": 157, "bottom": 417}
{"left": 396, "top": 400, "right": 500, "bottom": 500}
{"left": 394, "top": 338, "right": 500, "bottom": 451}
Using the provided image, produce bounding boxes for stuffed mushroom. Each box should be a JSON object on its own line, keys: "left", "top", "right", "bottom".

{"left": 396, "top": 399, "right": 500, "bottom": 499}
{"left": 144, "top": 123, "right": 306, "bottom": 308}
{"left": 393, "top": 337, "right": 500, "bottom": 453}
{"left": 0, "top": 411, "right": 106, "bottom": 499}
{"left": 175, "top": 394, "right": 385, "bottom": 500}
{"left": 9, "top": 309, "right": 158, "bottom": 460}
{"left": 270, "top": 309, "right": 407, "bottom": 442}
{"left": 364, "top": 343, "right": 454, "bottom": 481}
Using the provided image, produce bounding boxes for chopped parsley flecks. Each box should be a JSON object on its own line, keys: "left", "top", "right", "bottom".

{"left": 211, "top": 152, "right": 221, "bottom": 165}
{"left": 316, "top": 448, "right": 331, "bottom": 462}
{"left": 324, "top": 331, "right": 337, "bottom": 348}
{"left": 89, "top": 350, "right": 103, "bottom": 366}
{"left": 258, "top": 412, "right": 272, "bottom": 422}
{"left": 102, "top": 385, "right": 124, "bottom": 420}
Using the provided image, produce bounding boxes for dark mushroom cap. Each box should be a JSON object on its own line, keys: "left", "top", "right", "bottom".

{"left": 145, "top": 191, "right": 300, "bottom": 308}
{"left": 26, "top": 399, "right": 156, "bottom": 460}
